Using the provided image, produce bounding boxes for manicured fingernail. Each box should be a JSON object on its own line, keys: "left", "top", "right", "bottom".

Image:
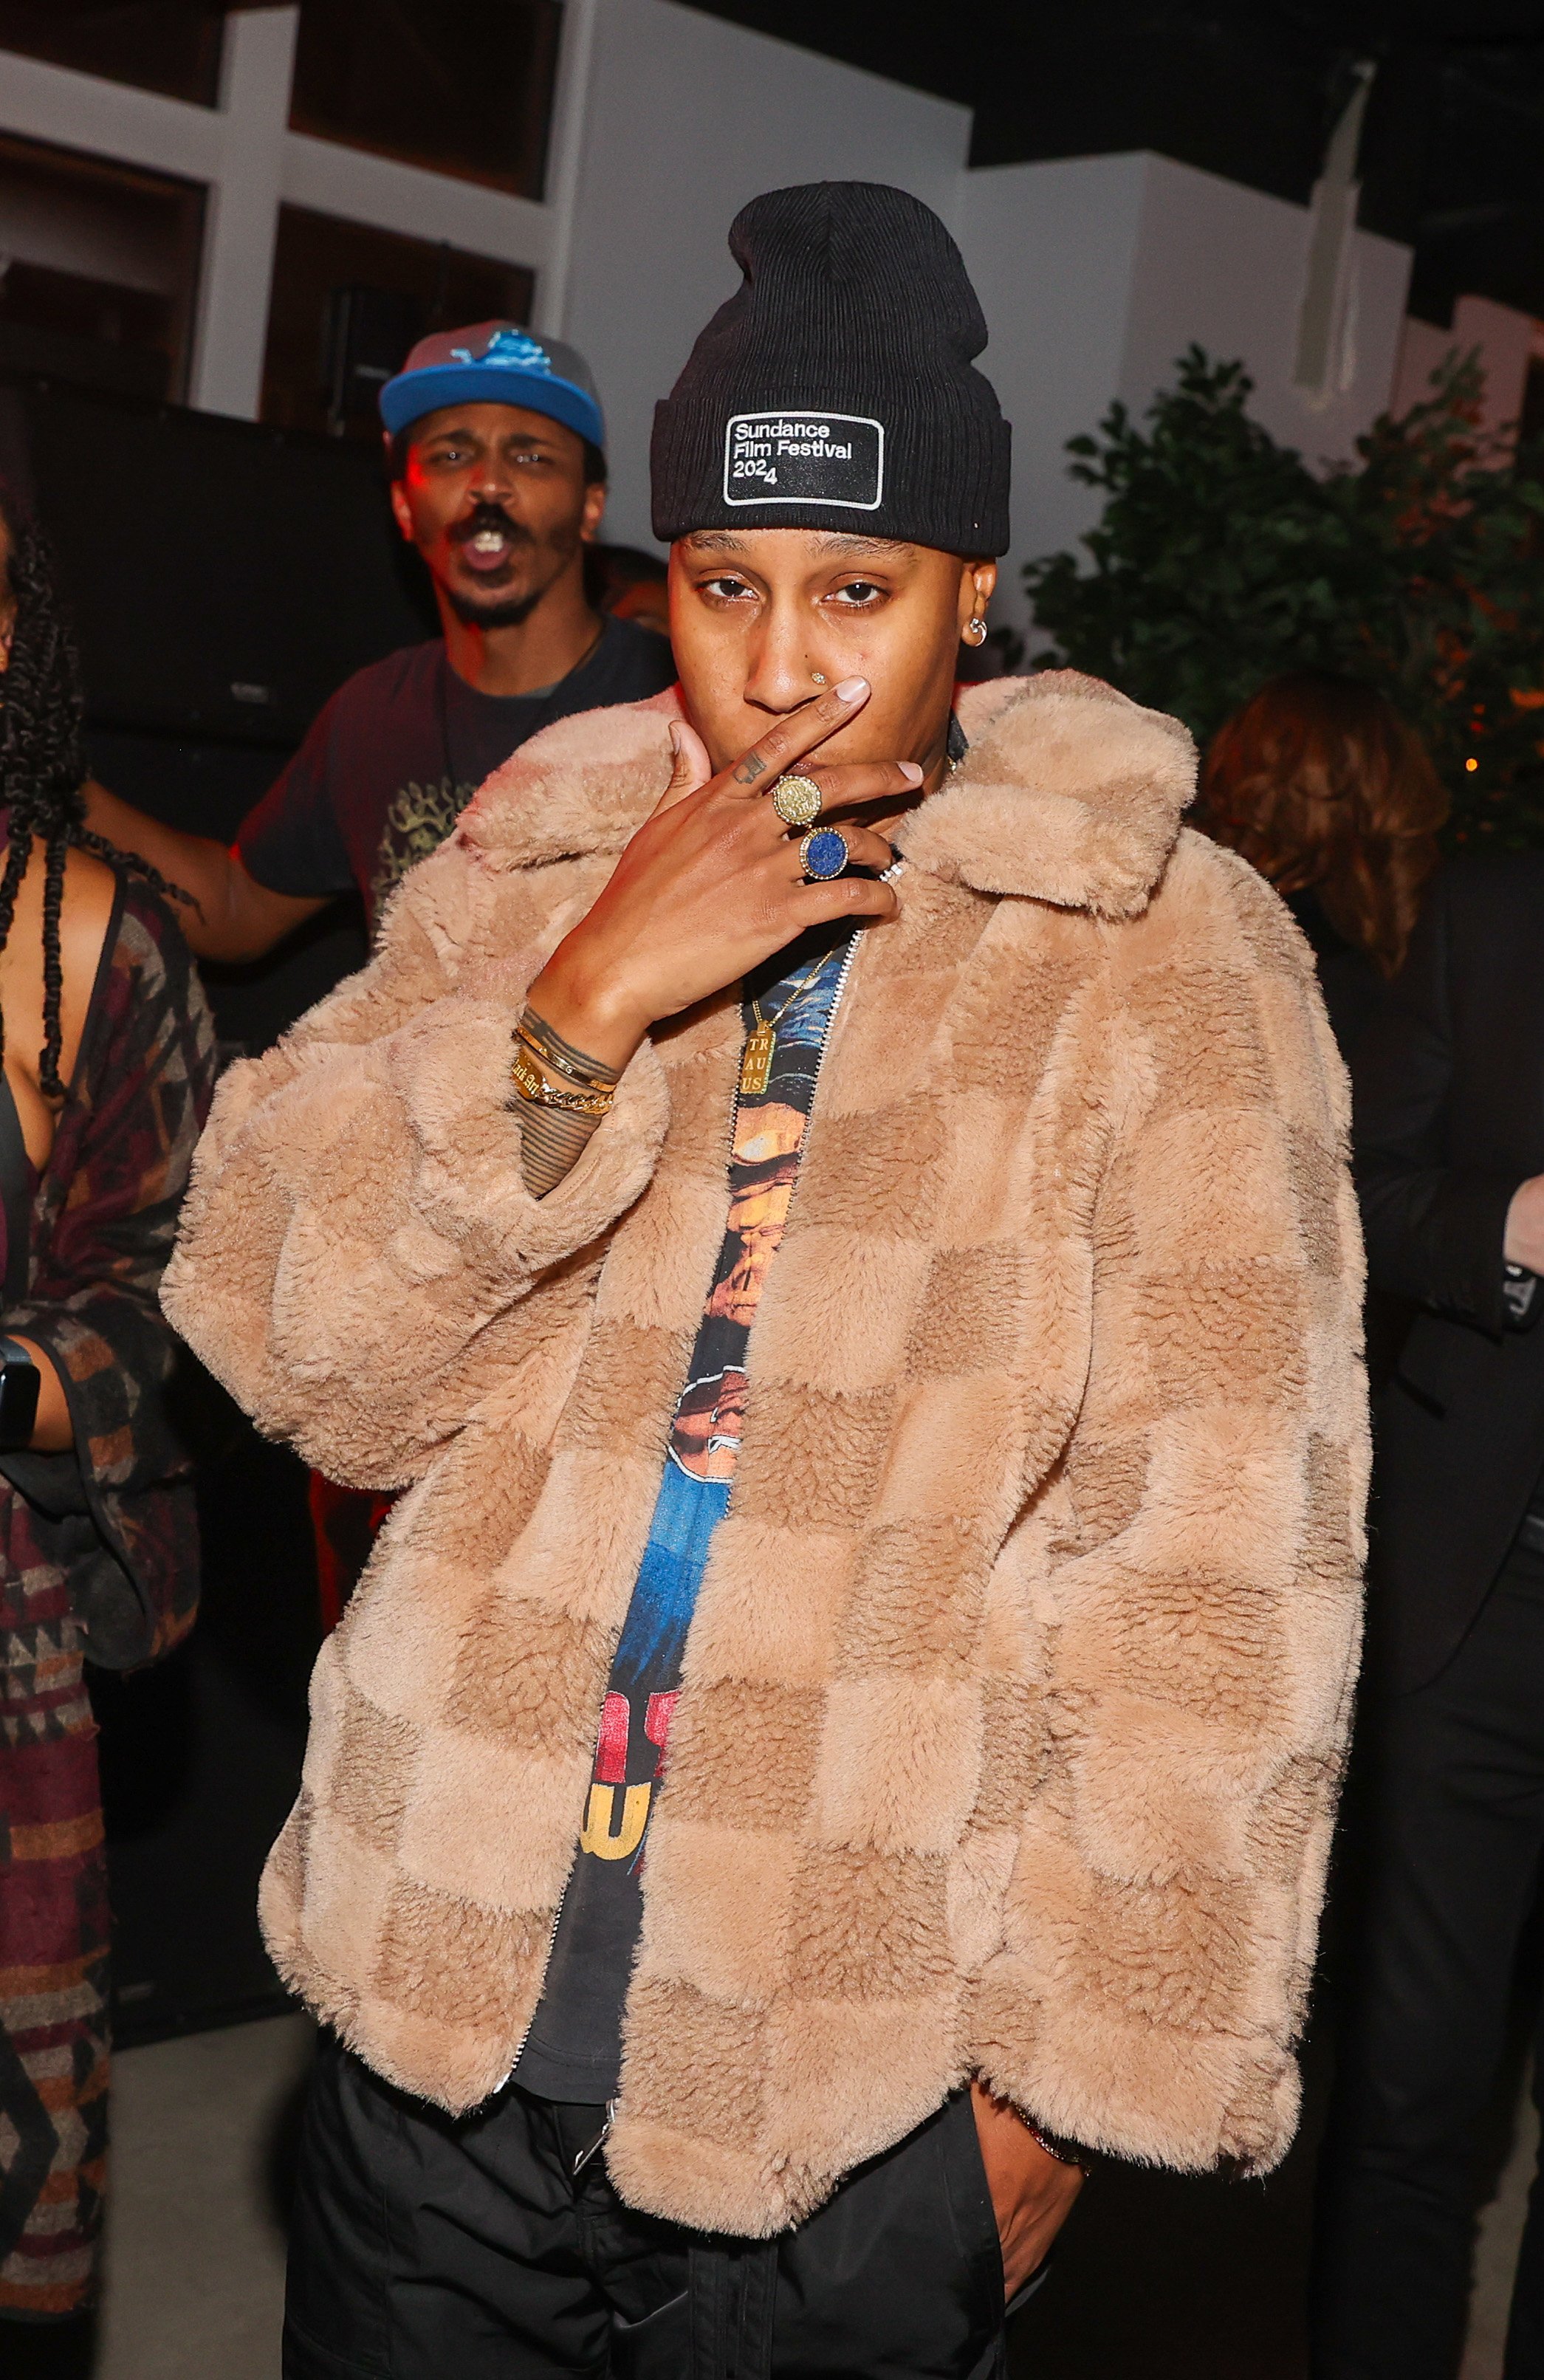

{"left": 834, "top": 676, "right": 868, "bottom": 701}
{"left": 899, "top": 761, "right": 924, "bottom": 786}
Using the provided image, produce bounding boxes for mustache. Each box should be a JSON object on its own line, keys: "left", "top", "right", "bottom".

{"left": 449, "top": 504, "right": 535, "bottom": 550}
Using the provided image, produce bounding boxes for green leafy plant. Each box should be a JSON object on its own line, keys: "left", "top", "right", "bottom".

{"left": 1023, "top": 348, "right": 1544, "bottom": 844}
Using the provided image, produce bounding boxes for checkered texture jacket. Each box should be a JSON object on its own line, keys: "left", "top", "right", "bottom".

{"left": 162, "top": 672, "right": 1367, "bottom": 2233}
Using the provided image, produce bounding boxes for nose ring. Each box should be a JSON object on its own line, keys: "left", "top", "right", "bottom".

{"left": 811, "top": 670, "right": 827, "bottom": 685}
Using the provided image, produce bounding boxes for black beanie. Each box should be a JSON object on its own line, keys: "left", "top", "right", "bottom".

{"left": 651, "top": 182, "right": 1011, "bottom": 557}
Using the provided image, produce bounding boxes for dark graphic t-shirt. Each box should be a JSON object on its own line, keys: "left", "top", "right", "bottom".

{"left": 514, "top": 927, "right": 857, "bottom": 2102}
{"left": 237, "top": 617, "right": 676, "bottom": 930}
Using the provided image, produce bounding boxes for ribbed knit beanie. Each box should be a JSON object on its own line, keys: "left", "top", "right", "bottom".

{"left": 651, "top": 182, "right": 1010, "bottom": 555}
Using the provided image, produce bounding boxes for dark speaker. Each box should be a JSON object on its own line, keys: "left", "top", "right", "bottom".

{"left": 2, "top": 370, "right": 436, "bottom": 746}
{"left": 83, "top": 723, "right": 370, "bottom": 1060}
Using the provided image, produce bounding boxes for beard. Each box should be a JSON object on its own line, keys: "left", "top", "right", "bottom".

{"left": 443, "top": 583, "right": 546, "bottom": 628}
{"left": 442, "top": 504, "right": 581, "bottom": 629}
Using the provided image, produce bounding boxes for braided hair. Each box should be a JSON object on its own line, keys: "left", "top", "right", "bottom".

{"left": 0, "top": 479, "right": 185, "bottom": 1097}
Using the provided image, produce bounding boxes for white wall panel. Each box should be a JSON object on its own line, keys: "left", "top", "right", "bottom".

{"left": 189, "top": 7, "right": 296, "bottom": 419}
{"left": 963, "top": 151, "right": 1412, "bottom": 634}
{"left": 0, "top": 47, "right": 222, "bottom": 181}
{"left": 1392, "top": 294, "right": 1535, "bottom": 452}
{"left": 1121, "top": 153, "right": 1411, "bottom": 470}
{"left": 960, "top": 155, "right": 1147, "bottom": 631}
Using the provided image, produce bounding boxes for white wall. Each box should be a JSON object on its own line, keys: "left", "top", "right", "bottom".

{"left": 1392, "top": 295, "right": 1536, "bottom": 451}
{"left": 560, "top": 0, "right": 972, "bottom": 550}
{"left": 961, "top": 156, "right": 1148, "bottom": 598}
{"left": 1121, "top": 154, "right": 1410, "bottom": 467}
{"left": 961, "top": 151, "right": 1413, "bottom": 636}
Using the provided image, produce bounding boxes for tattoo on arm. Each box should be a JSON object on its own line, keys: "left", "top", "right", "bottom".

{"left": 733, "top": 754, "right": 767, "bottom": 785}
{"left": 524, "top": 1006, "right": 617, "bottom": 1085}
{"left": 517, "top": 1102, "right": 604, "bottom": 1198}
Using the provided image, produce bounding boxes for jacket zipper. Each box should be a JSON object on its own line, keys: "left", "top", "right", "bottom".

{"left": 496, "top": 1876, "right": 569, "bottom": 2091}
{"left": 571, "top": 2098, "right": 618, "bottom": 2175}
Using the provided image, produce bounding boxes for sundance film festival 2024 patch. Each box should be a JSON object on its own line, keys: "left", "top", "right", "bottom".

{"left": 723, "top": 411, "right": 885, "bottom": 510}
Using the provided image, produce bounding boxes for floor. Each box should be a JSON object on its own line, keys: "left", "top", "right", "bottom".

{"left": 8, "top": 2012, "right": 1538, "bottom": 2378}
{"left": 96, "top": 2015, "right": 315, "bottom": 2380}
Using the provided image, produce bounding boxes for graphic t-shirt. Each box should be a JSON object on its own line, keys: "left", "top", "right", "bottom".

{"left": 514, "top": 926, "right": 857, "bottom": 2102}
{"left": 236, "top": 617, "right": 676, "bottom": 930}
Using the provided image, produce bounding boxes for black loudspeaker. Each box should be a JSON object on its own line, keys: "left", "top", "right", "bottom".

{"left": 0, "top": 374, "right": 430, "bottom": 2041}
{"left": 83, "top": 724, "right": 371, "bottom": 1060}
{"left": 1, "top": 371, "right": 435, "bottom": 745}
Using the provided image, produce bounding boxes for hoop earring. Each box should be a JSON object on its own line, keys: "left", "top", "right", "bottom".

{"left": 964, "top": 617, "right": 988, "bottom": 648}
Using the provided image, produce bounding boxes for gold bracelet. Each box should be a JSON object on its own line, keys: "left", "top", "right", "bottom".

{"left": 513, "top": 1021, "right": 617, "bottom": 1097}
{"left": 510, "top": 1043, "right": 615, "bottom": 1117}
{"left": 515, "top": 1006, "right": 620, "bottom": 1094}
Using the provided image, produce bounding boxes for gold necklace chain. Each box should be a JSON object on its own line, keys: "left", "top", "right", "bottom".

{"left": 749, "top": 952, "right": 839, "bottom": 1036}
{"left": 739, "top": 948, "right": 843, "bottom": 1098}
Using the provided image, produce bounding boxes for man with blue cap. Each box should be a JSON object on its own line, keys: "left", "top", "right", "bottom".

{"left": 86, "top": 322, "right": 676, "bottom": 956}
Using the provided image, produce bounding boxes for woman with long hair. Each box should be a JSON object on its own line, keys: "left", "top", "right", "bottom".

{"left": 0, "top": 484, "right": 214, "bottom": 2359}
{"left": 1197, "top": 671, "right": 1449, "bottom": 1060}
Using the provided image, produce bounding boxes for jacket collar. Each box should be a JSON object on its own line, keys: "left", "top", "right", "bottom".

{"left": 461, "top": 669, "right": 1195, "bottom": 922}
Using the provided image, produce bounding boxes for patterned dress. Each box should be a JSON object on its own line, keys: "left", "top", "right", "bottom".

{"left": 0, "top": 878, "right": 215, "bottom": 2320}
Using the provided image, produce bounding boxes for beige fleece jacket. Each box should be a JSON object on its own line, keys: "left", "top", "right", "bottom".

{"left": 162, "top": 670, "right": 1367, "bottom": 2235}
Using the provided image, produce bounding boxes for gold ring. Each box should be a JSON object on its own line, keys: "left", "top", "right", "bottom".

{"left": 771, "top": 773, "right": 823, "bottom": 829}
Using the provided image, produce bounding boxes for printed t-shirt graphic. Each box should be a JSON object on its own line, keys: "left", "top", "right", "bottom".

{"left": 514, "top": 930, "right": 854, "bottom": 2099}
{"left": 234, "top": 618, "right": 676, "bottom": 934}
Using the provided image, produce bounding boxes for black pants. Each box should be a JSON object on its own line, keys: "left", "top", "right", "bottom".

{"left": 283, "top": 2034, "right": 1011, "bottom": 2379}
{"left": 1311, "top": 1539, "right": 1544, "bottom": 2379}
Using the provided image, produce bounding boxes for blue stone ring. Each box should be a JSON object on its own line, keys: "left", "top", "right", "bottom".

{"left": 798, "top": 826, "right": 851, "bottom": 882}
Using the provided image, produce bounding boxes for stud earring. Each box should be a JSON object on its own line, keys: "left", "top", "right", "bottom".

{"left": 964, "top": 617, "right": 988, "bottom": 647}
{"left": 811, "top": 670, "right": 827, "bottom": 685}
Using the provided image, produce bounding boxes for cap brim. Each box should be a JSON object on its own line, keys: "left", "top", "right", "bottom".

{"left": 380, "top": 363, "right": 604, "bottom": 453}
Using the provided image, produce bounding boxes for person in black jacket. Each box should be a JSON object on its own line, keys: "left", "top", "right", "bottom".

{"left": 1311, "top": 851, "right": 1544, "bottom": 2379}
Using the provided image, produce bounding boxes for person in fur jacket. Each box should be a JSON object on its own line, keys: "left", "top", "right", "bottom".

{"left": 162, "top": 182, "right": 1368, "bottom": 2380}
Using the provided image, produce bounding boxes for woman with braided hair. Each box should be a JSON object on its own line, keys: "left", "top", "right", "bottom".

{"left": 0, "top": 481, "right": 215, "bottom": 2358}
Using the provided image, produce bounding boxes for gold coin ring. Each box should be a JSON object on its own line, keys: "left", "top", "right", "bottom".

{"left": 771, "top": 773, "right": 823, "bottom": 829}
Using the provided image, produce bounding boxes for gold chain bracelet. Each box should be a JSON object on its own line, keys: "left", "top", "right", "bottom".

{"left": 510, "top": 1043, "right": 616, "bottom": 1117}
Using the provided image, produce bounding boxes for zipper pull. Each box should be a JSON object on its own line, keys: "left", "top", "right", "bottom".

{"left": 571, "top": 2100, "right": 617, "bottom": 2177}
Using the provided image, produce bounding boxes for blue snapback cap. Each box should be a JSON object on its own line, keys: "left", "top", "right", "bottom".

{"left": 380, "top": 321, "right": 605, "bottom": 453}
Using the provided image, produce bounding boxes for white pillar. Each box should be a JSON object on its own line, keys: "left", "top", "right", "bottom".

{"left": 188, "top": 6, "right": 298, "bottom": 419}
{"left": 531, "top": 0, "right": 600, "bottom": 340}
